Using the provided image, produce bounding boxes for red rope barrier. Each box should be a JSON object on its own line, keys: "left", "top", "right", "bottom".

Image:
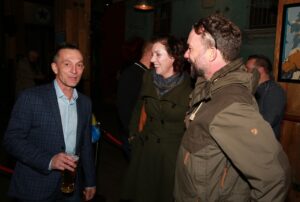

{"left": 102, "top": 130, "right": 123, "bottom": 147}
{"left": 0, "top": 164, "right": 14, "bottom": 174}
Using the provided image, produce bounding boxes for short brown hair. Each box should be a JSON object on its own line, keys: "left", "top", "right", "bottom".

{"left": 193, "top": 14, "right": 242, "bottom": 62}
{"left": 53, "top": 43, "right": 80, "bottom": 62}
{"left": 247, "top": 54, "right": 273, "bottom": 76}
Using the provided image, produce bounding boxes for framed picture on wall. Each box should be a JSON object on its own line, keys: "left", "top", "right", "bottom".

{"left": 278, "top": 3, "right": 300, "bottom": 83}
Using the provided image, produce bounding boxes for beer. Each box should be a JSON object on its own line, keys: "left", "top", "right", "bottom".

{"left": 61, "top": 154, "right": 79, "bottom": 193}
{"left": 61, "top": 169, "right": 76, "bottom": 193}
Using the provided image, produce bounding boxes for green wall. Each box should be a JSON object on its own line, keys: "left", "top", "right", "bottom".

{"left": 125, "top": 0, "right": 276, "bottom": 63}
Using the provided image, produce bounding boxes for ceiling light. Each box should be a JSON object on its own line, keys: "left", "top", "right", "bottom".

{"left": 134, "top": 0, "right": 154, "bottom": 11}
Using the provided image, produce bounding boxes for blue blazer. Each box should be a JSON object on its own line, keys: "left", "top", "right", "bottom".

{"left": 3, "top": 82, "right": 96, "bottom": 200}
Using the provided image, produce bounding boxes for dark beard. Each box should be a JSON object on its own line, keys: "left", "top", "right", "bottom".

{"left": 190, "top": 65, "right": 204, "bottom": 78}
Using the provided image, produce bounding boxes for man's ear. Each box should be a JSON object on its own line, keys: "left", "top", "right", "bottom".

{"left": 51, "top": 62, "right": 58, "bottom": 74}
{"left": 208, "top": 47, "right": 217, "bottom": 62}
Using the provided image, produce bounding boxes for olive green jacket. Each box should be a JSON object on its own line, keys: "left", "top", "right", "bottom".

{"left": 129, "top": 70, "right": 192, "bottom": 139}
{"left": 123, "top": 70, "right": 192, "bottom": 202}
{"left": 175, "top": 58, "right": 290, "bottom": 202}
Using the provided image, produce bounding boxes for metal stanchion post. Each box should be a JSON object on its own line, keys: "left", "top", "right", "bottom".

{"left": 94, "top": 122, "right": 102, "bottom": 168}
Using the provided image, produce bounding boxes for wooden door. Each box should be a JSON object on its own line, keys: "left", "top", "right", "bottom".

{"left": 274, "top": 0, "right": 300, "bottom": 201}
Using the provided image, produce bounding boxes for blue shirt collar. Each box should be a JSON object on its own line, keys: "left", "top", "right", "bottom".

{"left": 54, "top": 80, "right": 78, "bottom": 101}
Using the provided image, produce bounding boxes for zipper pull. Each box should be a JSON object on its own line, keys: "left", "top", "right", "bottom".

{"left": 189, "top": 102, "right": 203, "bottom": 121}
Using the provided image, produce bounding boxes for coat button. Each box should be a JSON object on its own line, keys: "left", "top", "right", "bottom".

{"left": 161, "top": 120, "right": 164, "bottom": 124}
{"left": 156, "top": 138, "right": 160, "bottom": 143}
{"left": 61, "top": 146, "right": 65, "bottom": 151}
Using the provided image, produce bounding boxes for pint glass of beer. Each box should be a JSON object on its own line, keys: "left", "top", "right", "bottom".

{"left": 61, "top": 154, "right": 79, "bottom": 194}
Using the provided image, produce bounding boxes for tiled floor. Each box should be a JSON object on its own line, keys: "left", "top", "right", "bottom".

{"left": 96, "top": 140, "right": 129, "bottom": 202}
{"left": 94, "top": 102, "right": 129, "bottom": 202}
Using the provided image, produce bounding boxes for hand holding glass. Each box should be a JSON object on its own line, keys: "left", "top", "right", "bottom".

{"left": 61, "top": 153, "right": 79, "bottom": 193}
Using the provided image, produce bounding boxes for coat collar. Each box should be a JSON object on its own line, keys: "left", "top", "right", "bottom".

{"left": 48, "top": 82, "right": 64, "bottom": 143}
{"left": 190, "top": 58, "right": 259, "bottom": 107}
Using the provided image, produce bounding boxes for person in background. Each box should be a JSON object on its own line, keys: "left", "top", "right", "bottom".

{"left": 15, "top": 50, "right": 45, "bottom": 97}
{"left": 174, "top": 14, "right": 290, "bottom": 202}
{"left": 117, "top": 41, "right": 153, "bottom": 155}
{"left": 3, "top": 43, "right": 96, "bottom": 201}
{"left": 121, "top": 35, "right": 192, "bottom": 202}
{"left": 119, "top": 36, "right": 145, "bottom": 75}
{"left": 246, "top": 54, "right": 286, "bottom": 140}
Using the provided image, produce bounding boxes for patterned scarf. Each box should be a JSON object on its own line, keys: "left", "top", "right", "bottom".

{"left": 152, "top": 70, "right": 184, "bottom": 97}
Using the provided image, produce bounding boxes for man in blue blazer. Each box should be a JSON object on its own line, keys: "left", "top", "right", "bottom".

{"left": 3, "top": 43, "right": 96, "bottom": 201}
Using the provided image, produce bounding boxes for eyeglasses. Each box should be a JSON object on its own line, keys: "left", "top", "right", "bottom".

{"left": 193, "top": 19, "right": 217, "bottom": 48}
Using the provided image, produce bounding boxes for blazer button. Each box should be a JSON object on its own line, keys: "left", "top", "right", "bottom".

{"left": 161, "top": 120, "right": 164, "bottom": 124}
{"left": 156, "top": 138, "right": 160, "bottom": 143}
{"left": 61, "top": 146, "right": 65, "bottom": 151}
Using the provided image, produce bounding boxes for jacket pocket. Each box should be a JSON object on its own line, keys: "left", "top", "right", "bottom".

{"left": 220, "top": 164, "right": 228, "bottom": 188}
{"left": 218, "top": 162, "right": 250, "bottom": 196}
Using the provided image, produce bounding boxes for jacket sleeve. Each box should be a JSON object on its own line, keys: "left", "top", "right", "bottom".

{"left": 209, "top": 102, "right": 290, "bottom": 202}
{"left": 3, "top": 92, "right": 52, "bottom": 174}
{"left": 80, "top": 102, "right": 97, "bottom": 188}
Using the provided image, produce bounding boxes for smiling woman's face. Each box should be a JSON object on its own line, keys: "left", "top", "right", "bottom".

{"left": 150, "top": 42, "right": 175, "bottom": 79}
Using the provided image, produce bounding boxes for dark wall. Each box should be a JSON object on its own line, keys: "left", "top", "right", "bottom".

{"left": 93, "top": 1, "right": 126, "bottom": 107}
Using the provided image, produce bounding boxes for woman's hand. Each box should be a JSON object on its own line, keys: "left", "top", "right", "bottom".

{"left": 128, "top": 136, "right": 135, "bottom": 143}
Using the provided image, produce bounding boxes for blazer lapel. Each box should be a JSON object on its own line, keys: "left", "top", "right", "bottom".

{"left": 76, "top": 95, "right": 84, "bottom": 153}
{"left": 48, "top": 83, "right": 65, "bottom": 146}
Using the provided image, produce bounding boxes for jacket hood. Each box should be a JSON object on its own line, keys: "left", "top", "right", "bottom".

{"left": 190, "top": 58, "right": 259, "bottom": 107}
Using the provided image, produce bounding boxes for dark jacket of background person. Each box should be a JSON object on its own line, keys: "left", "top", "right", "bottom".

{"left": 117, "top": 39, "right": 152, "bottom": 138}
{"left": 121, "top": 69, "right": 192, "bottom": 202}
{"left": 3, "top": 83, "right": 96, "bottom": 200}
{"left": 246, "top": 54, "right": 286, "bottom": 140}
{"left": 117, "top": 62, "right": 148, "bottom": 135}
{"left": 255, "top": 80, "right": 286, "bottom": 139}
